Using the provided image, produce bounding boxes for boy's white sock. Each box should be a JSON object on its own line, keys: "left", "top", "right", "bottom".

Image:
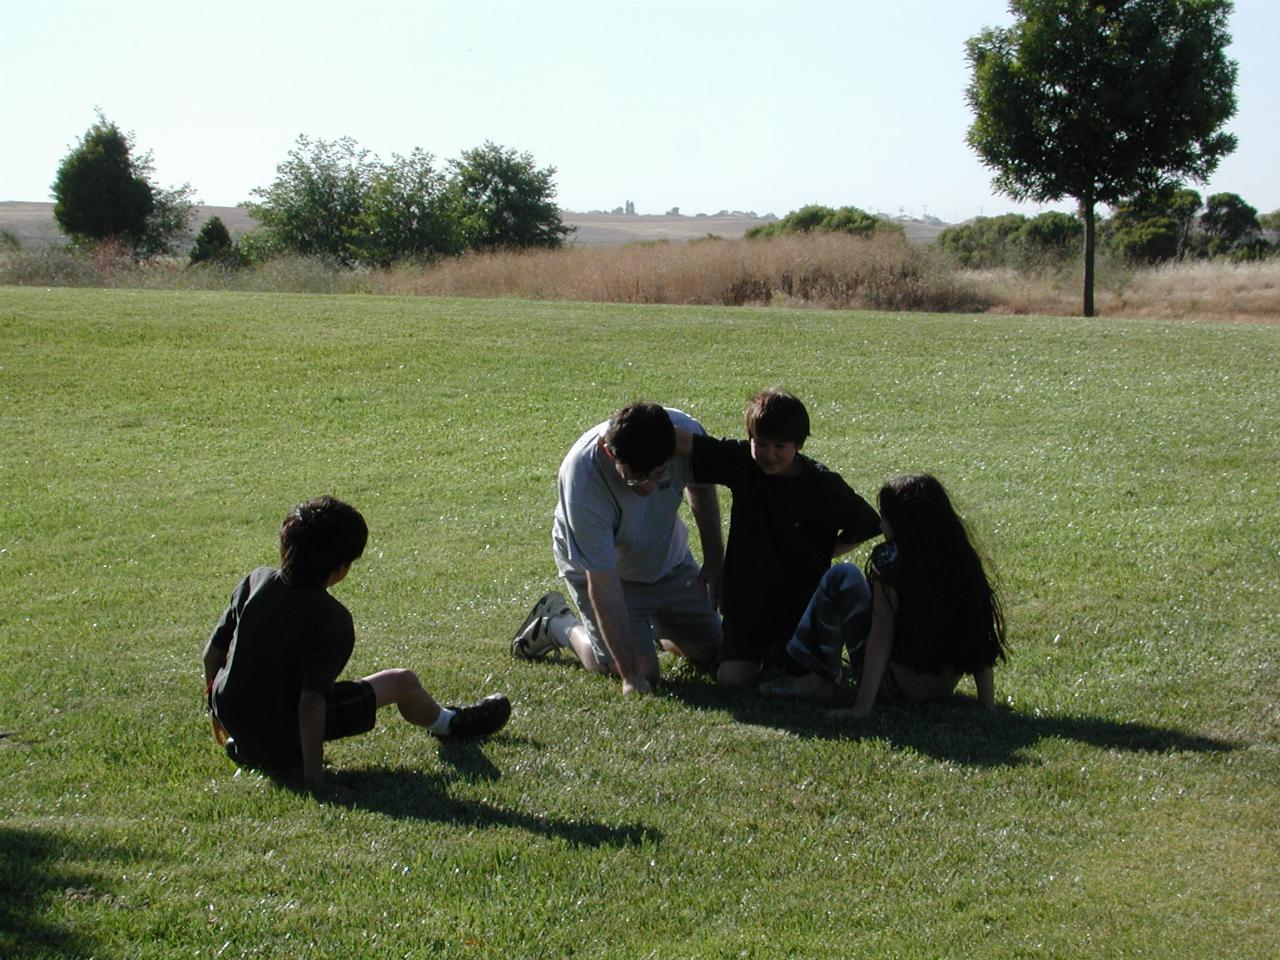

{"left": 430, "top": 707, "right": 456, "bottom": 736}
{"left": 547, "top": 612, "right": 578, "bottom": 648}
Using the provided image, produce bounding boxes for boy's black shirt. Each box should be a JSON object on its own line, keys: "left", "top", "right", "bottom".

{"left": 690, "top": 434, "right": 879, "bottom": 644}
{"left": 208, "top": 567, "right": 354, "bottom": 762}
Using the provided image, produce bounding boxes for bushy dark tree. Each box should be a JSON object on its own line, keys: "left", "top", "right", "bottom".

{"left": 52, "top": 113, "right": 154, "bottom": 245}
{"left": 1016, "top": 211, "right": 1082, "bottom": 263}
{"left": 745, "top": 205, "right": 900, "bottom": 240}
{"left": 1108, "top": 216, "right": 1181, "bottom": 263}
{"left": 449, "top": 142, "right": 574, "bottom": 250}
{"left": 936, "top": 214, "right": 1027, "bottom": 267}
{"left": 51, "top": 112, "right": 197, "bottom": 257}
{"left": 1107, "top": 186, "right": 1202, "bottom": 262}
{"left": 966, "top": 0, "right": 1238, "bottom": 315}
{"left": 938, "top": 211, "right": 1080, "bottom": 268}
{"left": 1200, "top": 191, "right": 1260, "bottom": 256}
{"left": 189, "top": 216, "right": 239, "bottom": 265}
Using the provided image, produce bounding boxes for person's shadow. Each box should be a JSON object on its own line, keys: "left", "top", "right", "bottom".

{"left": 1, "top": 826, "right": 119, "bottom": 959}
{"left": 258, "top": 737, "right": 659, "bottom": 849}
{"left": 658, "top": 672, "right": 1238, "bottom": 767}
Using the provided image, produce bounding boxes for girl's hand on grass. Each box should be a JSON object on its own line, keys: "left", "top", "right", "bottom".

{"left": 825, "top": 706, "right": 870, "bottom": 722}
{"left": 622, "top": 675, "right": 653, "bottom": 696}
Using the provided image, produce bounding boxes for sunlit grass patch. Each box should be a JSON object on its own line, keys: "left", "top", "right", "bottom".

{"left": 1, "top": 287, "right": 1276, "bottom": 958}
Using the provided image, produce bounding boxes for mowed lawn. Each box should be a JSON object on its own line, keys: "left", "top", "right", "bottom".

{"left": 1, "top": 287, "right": 1276, "bottom": 959}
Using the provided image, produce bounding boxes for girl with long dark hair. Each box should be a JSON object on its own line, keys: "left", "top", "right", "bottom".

{"left": 765, "top": 473, "right": 1006, "bottom": 718}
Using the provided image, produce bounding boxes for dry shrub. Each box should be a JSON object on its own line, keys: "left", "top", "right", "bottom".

{"left": 963, "top": 258, "right": 1280, "bottom": 322}
{"left": 1105, "top": 259, "right": 1280, "bottom": 323}
{"left": 372, "top": 233, "right": 990, "bottom": 312}
{"left": 959, "top": 267, "right": 1085, "bottom": 317}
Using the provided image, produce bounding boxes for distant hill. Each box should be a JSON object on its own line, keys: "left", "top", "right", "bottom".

{"left": 0, "top": 202, "right": 945, "bottom": 249}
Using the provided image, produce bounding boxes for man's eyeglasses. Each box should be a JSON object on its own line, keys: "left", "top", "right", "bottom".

{"left": 617, "top": 460, "right": 672, "bottom": 488}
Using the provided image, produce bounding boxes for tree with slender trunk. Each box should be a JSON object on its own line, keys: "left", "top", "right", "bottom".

{"left": 965, "top": 0, "right": 1238, "bottom": 316}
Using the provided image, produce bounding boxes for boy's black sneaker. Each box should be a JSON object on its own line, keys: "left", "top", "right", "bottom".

{"left": 444, "top": 694, "right": 511, "bottom": 739}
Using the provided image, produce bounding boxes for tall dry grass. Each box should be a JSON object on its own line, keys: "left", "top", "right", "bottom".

{"left": 1102, "top": 259, "right": 1280, "bottom": 323}
{"left": 372, "top": 233, "right": 987, "bottom": 312}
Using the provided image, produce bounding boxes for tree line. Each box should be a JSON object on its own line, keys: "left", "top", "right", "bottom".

{"left": 937, "top": 190, "right": 1277, "bottom": 270}
{"left": 48, "top": 117, "right": 573, "bottom": 267}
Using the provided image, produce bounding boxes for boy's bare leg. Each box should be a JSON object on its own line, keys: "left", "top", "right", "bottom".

{"left": 363, "top": 668, "right": 442, "bottom": 727}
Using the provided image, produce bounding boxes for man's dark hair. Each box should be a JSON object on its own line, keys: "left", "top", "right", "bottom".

{"left": 604, "top": 402, "right": 675, "bottom": 474}
{"left": 278, "top": 496, "right": 368, "bottom": 587}
{"left": 745, "top": 388, "right": 809, "bottom": 448}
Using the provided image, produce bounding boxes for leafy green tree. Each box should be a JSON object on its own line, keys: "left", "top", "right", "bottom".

{"left": 965, "top": 0, "right": 1238, "bottom": 315}
{"left": 135, "top": 182, "right": 199, "bottom": 258}
{"left": 233, "top": 229, "right": 282, "bottom": 265}
{"left": 361, "top": 149, "right": 461, "bottom": 265}
{"left": 1015, "top": 211, "right": 1082, "bottom": 264}
{"left": 52, "top": 113, "right": 154, "bottom": 246}
{"left": 938, "top": 212, "right": 1080, "bottom": 268}
{"left": 936, "top": 214, "right": 1028, "bottom": 267}
{"left": 449, "top": 142, "right": 573, "bottom": 250}
{"left": 1108, "top": 215, "right": 1180, "bottom": 263}
{"left": 745, "top": 204, "right": 900, "bottom": 240}
{"left": 246, "top": 135, "right": 376, "bottom": 263}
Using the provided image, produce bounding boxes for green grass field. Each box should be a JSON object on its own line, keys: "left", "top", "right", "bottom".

{"left": 2, "top": 287, "right": 1276, "bottom": 958}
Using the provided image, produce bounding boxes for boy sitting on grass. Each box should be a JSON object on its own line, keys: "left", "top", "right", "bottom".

{"left": 676, "top": 389, "right": 881, "bottom": 687}
{"left": 202, "top": 496, "right": 510, "bottom": 788}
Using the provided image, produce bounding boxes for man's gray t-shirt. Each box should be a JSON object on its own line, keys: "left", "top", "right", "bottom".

{"left": 552, "top": 408, "right": 705, "bottom": 584}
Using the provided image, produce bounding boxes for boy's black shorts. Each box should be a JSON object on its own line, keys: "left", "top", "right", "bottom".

{"left": 223, "top": 679, "right": 377, "bottom": 767}
{"left": 720, "top": 615, "right": 791, "bottom": 667}
{"left": 324, "top": 679, "right": 378, "bottom": 742}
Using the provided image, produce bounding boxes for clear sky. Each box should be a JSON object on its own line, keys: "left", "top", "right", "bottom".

{"left": 2, "top": 0, "right": 1276, "bottom": 223}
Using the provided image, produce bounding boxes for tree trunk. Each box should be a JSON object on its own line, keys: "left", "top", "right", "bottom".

{"left": 1080, "top": 198, "right": 1095, "bottom": 317}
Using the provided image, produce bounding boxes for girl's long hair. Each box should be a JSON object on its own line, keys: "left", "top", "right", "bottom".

{"left": 874, "top": 474, "right": 1006, "bottom": 674}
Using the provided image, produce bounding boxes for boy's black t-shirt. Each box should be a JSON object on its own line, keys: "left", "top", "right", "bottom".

{"left": 690, "top": 435, "right": 880, "bottom": 654}
{"left": 208, "top": 566, "right": 355, "bottom": 761}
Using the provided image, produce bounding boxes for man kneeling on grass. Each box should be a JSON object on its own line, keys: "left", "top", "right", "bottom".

{"left": 202, "top": 496, "right": 510, "bottom": 788}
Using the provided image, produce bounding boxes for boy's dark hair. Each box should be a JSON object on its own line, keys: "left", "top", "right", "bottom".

{"left": 604, "top": 402, "right": 675, "bottom": 474}
{"left": 279, "top": 496, "right": 368, "bottom": 588}
{"left": 745, "top": 388, "right": 809, "bottom": 448}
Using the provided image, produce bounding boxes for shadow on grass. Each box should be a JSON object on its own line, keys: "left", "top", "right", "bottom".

{"left": 0, "top": 827, "right": 114, "bottom": 959}
{"left": 250, "top": 746, "right": 659, "bottom": 849}
{"left": 659, "top": 673, "right": 1238, "bottom": 767}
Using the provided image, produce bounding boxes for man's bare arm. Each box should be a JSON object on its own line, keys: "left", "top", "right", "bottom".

{"left": 586, "top": 569, "right": 653, "bottom": 694}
